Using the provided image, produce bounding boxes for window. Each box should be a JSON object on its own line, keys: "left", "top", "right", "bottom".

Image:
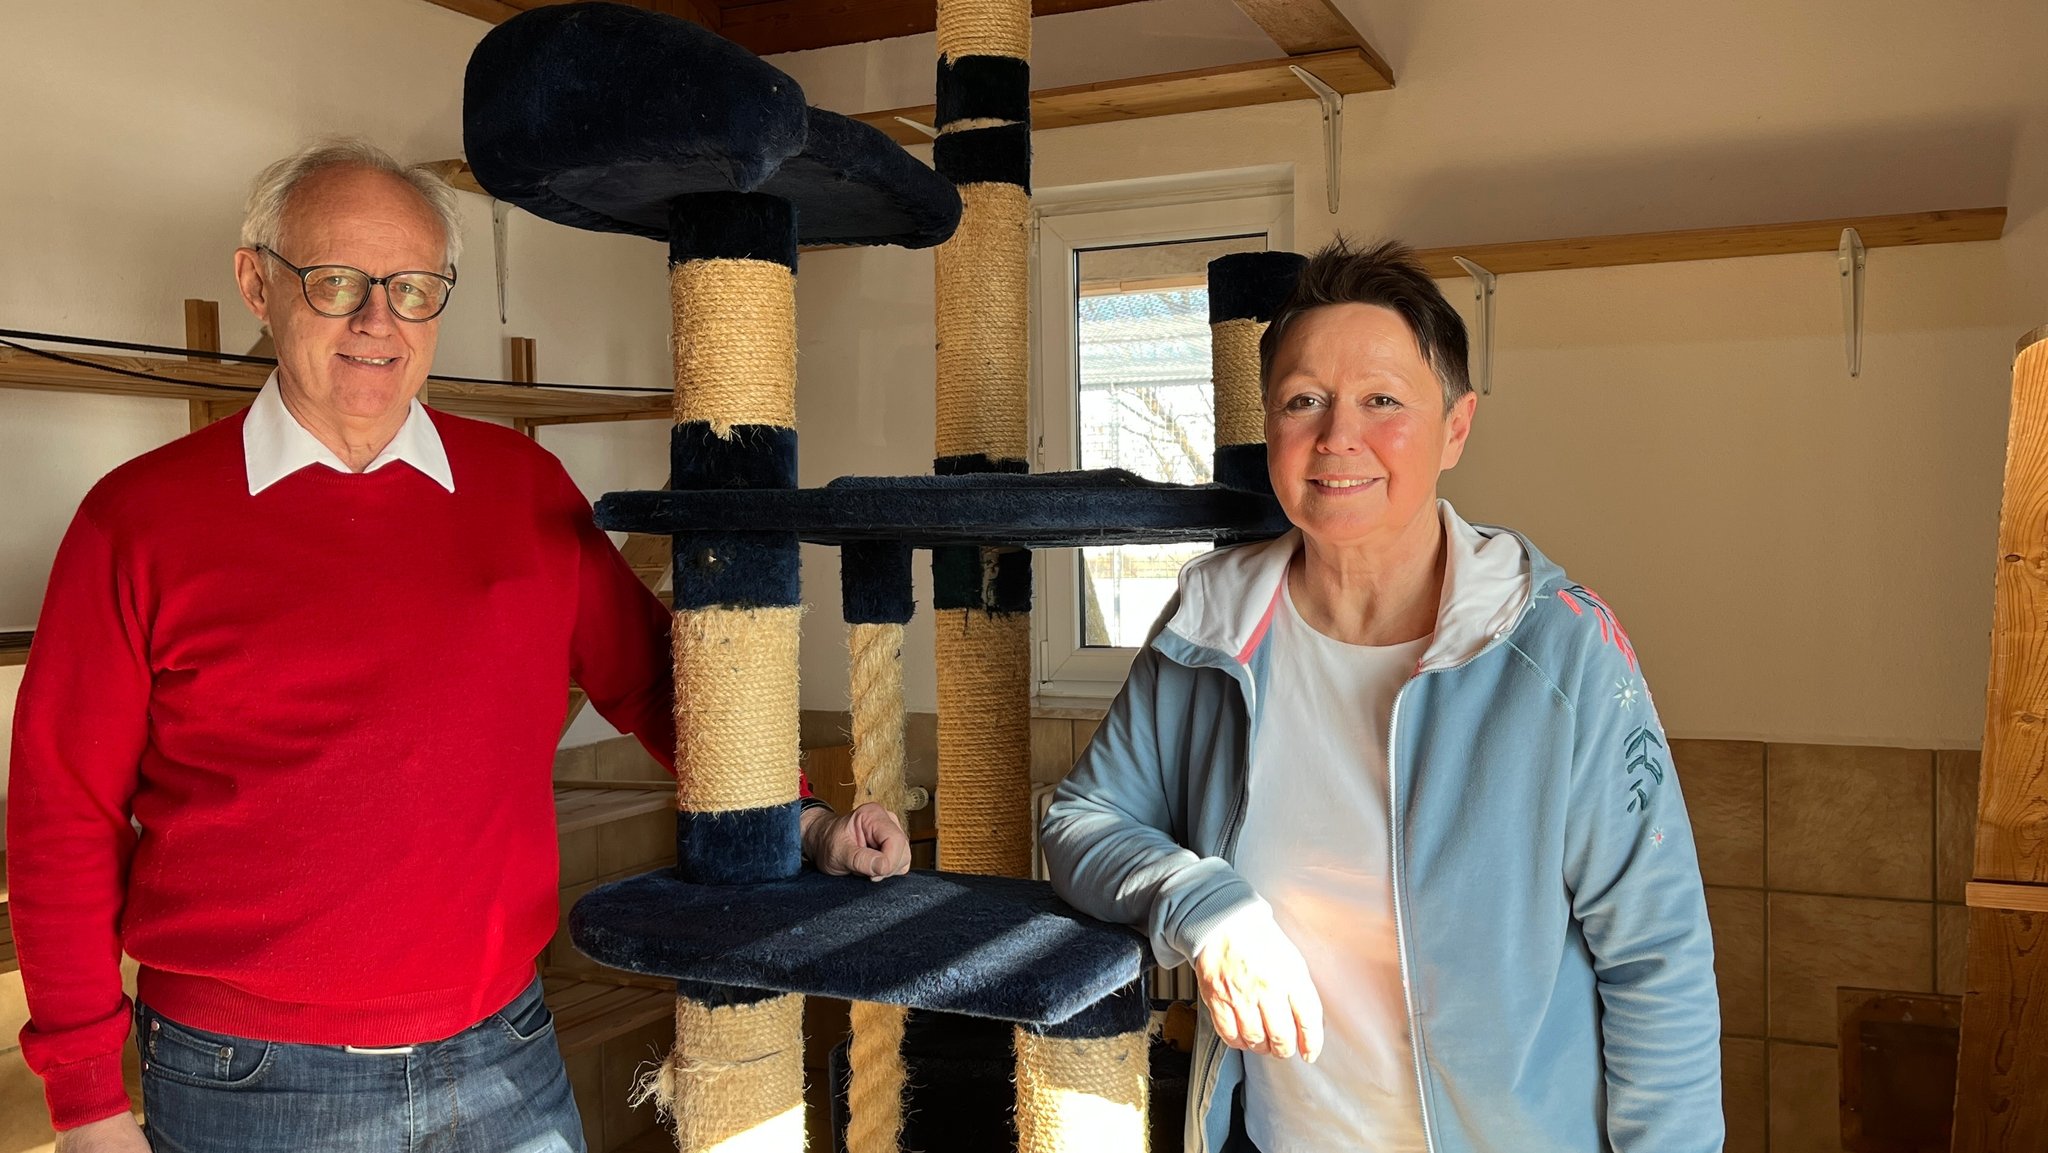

{"left": 1032, "top": 171, "right": 1293, "bottom": 696}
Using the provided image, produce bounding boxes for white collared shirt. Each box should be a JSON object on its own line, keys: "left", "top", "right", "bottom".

{"left": 243, "top": 372, "right": 455, "bottom": 496}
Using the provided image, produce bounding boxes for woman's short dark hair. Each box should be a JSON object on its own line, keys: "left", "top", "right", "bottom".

{"left": 1257, "top": 237, "right": 1472, "bottom": 411}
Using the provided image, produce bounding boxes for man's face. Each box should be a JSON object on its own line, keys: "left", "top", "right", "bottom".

{"left": 234, "top": 166, "right": 449, "bottom": 426}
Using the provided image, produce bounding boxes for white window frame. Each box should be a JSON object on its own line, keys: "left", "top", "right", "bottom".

{"left": 1031, "top": 168, "right": 1294, "bottom": 698}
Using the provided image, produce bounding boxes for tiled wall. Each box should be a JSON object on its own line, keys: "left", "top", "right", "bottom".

{"left": 1676, "top": 740, "right": 1977, "bottom": 1153}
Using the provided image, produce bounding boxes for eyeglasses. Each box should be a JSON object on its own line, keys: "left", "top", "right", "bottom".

{"left": 256, "top": 246, "right": 457, "bottom": 323}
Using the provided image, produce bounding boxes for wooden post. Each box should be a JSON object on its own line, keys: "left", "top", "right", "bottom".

{"left": 1951, "top": 323, "right": 2048, "bottom": 1152}
{"left": 509, "top": 336, "right": 538, "bottom": 438}
{"left": 184, "top": 298, "right": 221, "bottom": 432}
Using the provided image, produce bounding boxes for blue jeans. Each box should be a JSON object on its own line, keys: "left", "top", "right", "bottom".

{"left": 138, "top": 978, "right": 586, "bottom": 1153}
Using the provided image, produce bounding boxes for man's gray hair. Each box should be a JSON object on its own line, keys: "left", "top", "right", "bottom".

{"left": 240, "top": 138, "right": 463, "bottom": 270}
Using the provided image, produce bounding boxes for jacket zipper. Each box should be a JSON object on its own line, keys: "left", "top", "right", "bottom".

{"left": 1388, "top": 592, "right": 1541, "bottom": 1153}
{"left": 1191, "top": 660, "right": 1257, "bottom": 1153}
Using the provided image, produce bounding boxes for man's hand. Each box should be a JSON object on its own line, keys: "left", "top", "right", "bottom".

{"left": 55, "top": 1113, "right": 150, "bottom": 1153}
{"left": 800, "top": 803, "right": 912, "bottom": 880}
{"left": 1192, "top": 909, "right": 1324, "bottom": 1062}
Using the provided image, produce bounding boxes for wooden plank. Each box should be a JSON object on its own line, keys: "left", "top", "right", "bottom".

{"left": 0, "top": 347, "right": 667, "bottom": 422}
{"left": 419, "top": 0, "right": 522, "bottom": 22}
{"left": 1952, "top": 326, "right": 2048, "bottom": 1152}
{"left": 554, "top": 783, "right": 674, "bottom": 835}
{"left": 185, "top": 298, "right": 223, "bottom": 432}
{"left": 0, "top": 630, "right": 30, "bottom": 668}
{"left": 1414, "top": 208, "right": 2007, "bottom": 279}
{"left": 1967, "top": 880, "right": 2048, "bottom": 914}
{"left": 717, "top": 0, "right": 1148, "bottom": 56}
{"left": 553, "top": 983, "right": 674, "bottom": 1056}
{"left": 856, "top": 47, "right": 1391, "bottom": 145}
{"left": 1229, "top": 0, "right": 1393, "bottom": 83}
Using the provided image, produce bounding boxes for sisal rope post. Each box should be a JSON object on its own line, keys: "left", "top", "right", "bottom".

{"left": 664, "top": 192, "right": 807, "bottom": 1153}
{"left": 933, "top": 608, "right": 1033, "bottom": 877}
{"left": 844, "top": 619, "right": 911, "bottom": 1153}
{"left": 1013, "top": 1028, "right": 1151, "bottom": 1153}
{"left": 636, "top": 994, "right": 810, "bottom": 1153}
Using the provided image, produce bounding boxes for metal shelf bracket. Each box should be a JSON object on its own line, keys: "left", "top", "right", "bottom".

{"left": 1451, "top": 257, "right": 1498, "bottom": 395}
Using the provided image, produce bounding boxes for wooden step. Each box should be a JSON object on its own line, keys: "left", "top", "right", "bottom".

{"left": 0, "top": 629, "right": 31, "bottom": 667}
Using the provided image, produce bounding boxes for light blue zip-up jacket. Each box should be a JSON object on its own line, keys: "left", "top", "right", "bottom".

{"left": 1043, "top": 503, "right": 1721, "bottom": 1153}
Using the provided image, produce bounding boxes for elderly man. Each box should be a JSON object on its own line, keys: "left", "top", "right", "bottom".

{"left": 9, "top": 140, "right": 909, "bottom": 1153}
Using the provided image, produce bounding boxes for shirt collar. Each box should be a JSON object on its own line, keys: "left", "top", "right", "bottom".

{"left": 243, "top": 372, "right": 455, "bottom": 496}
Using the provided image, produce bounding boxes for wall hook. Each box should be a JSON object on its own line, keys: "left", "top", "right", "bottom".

{"left": 894, "top": 116, "right": 940, "bottom": 140}
{"left": 491, "top": 198, "right": 512, "bottom": 326}
{"left": 1838, "top": 226, "right": 1866, "bottom": 378}
{"left": 1451, "top": 257, "right": 1498, "bottom": 395}
{"left": 1288, "top": 65, "right": 1344, "bottom": 214}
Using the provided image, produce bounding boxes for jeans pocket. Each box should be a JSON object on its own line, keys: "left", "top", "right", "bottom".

{"left": 494, "top": 981, "right": 555, "bottom": 1044}
{"left": 140, "top": 1006, "right": 273, "bottom": 1089}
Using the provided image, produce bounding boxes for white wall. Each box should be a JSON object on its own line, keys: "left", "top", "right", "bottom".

{"left": 776, "top": 0, "right": 2048, "bottom": 747}
{"left": 0, "top": 0, "right": 675, "bottom": 636}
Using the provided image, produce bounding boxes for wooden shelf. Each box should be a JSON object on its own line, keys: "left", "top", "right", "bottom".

{"left": 0, "top": 630, "right": 29, "bottom": 668}
{"left": 554, "top": 782, "right": 673, "bottom": 835}
{"left": 0, "top": 347, "right": 667, "bottom": 424}
{"left": 857, "top": 46, "right": 1391, "bottom": 146}
{"left": 1413, "top": 208, "right": 2005, "bottom": 278}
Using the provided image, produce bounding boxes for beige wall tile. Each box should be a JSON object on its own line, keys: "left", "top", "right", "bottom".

{"left": 1030, "top": 717, "right": 1075, "bottom": 787}
{"left": 1937, "top": 904, "right": 1970, "bottom": 996}
{"left": 1768, "top": 892, "right": 1932, "bottom": 1043}
{"left": 1707, "top": 886, "right": 1767, "bottom": 1036}
{"left": 1723, "top": 1037, "right": 1768, "bottom": 1153}
{"left": 1769, "top": 1041, "right": 1842, "bottom": 1153}
{"left": 1935, "top": 750, "right": 1980, "bottom": 903}
{"left": 1767, "top": 744, "right": 1932, "bottom": 900}
{"left": 1673, "top": 740, "right": 1765, "bottom": 888}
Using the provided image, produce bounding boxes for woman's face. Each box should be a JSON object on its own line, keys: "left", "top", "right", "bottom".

{"left": 1264, "top": 303, "right": 1477, "bottom": 554}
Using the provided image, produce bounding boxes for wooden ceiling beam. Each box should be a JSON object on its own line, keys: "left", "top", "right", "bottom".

{"left": 857, "top": 46, "right": 1389, "bottom": 145}
{"left": 1229, "top": 0, "right": 1392, "bottom": 83}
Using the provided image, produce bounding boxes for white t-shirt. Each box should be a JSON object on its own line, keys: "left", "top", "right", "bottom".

{"left": 1232, "top": 579, "right": 1431, "bottom": 1153}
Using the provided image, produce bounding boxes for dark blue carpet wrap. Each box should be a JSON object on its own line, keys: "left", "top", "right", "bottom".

{"left": 594, "top": 470, "right": 1291, "bottom": 548}
{"left": 462, "top": 2, "right": 807, "bottom": 238}
{"left": 934, "top": 453, "right": 1028, "bottom": 476}
{"left": 1213, "top": 442, "right": 1273, "bottom": 496}
{"left": 932, "top": 125, "right": 1033, "bottom": 191}
{"left": 669, "top": 422, "right": 799, "bottom": 610}
{"left": 569, "top": 868, "right": 1147, "bottom": 1026}
{"left": 668, "top": 191, "right": 798, "bottom": 270}
{"left": 937, "top": 55, "right": 1032, "bottom": 125}
{"left": 674, "top": 979, "right": 784, "bottom": 1009}
{"left": 1029, "top": 976, "right": 1150, "bottom": 1039}
{"left": 1208, "top": 251, "right": 1311, "bottom": 324}
{"left": 677, "top": 803, "right": 801, "bottom": 885}
{"left": 932, "top": 545, "right": 1031, "bottom": 613}
{"left": 841, "top": 540, "right": 916, "bottom": 624}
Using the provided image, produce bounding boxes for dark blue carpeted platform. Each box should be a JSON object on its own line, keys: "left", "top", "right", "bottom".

{"left": 592, "top": 468, "right": 1289, "bottom": 546}
{"left": 570, "top": 868, "right": 1147, "bottom": 1027}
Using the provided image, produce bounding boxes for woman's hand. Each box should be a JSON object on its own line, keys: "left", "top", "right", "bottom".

{"left": 1193, "top": 909, "right": 1324, "bottom": 1062}
{"left": 800, "top": 802, "right": 912, "bottom": 880}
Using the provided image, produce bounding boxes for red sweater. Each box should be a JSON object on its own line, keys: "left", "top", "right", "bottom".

{"left": 9, "top": 411, "right": 689, "bottom": 1128}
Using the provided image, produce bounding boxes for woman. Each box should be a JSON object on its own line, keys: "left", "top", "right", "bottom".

{"left": 1042, "top": 239, "right": 1720, "bottom": 1153}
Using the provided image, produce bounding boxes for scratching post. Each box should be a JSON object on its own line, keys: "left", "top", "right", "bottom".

{"left": 841, "top": 540, "right": 916, "bottom": 1153}
{"left": 1208, "top": 251, "right": 1310, "bottom": 495}
{"left": 931, "top": 0, "right": 1036, "bottom": 883}
{"left": 660, "top": 191, "right": 807, "bottom": 1153}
